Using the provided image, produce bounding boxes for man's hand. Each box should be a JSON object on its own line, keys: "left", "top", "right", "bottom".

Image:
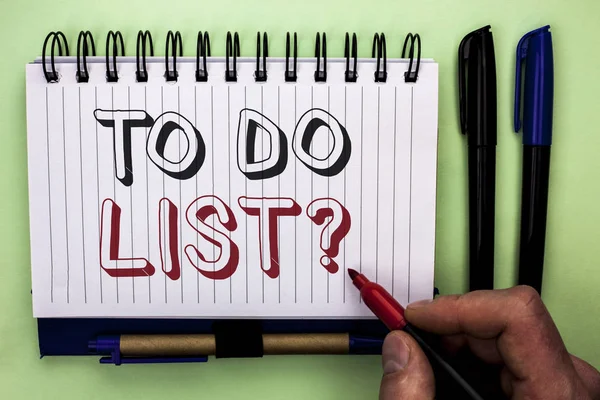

{"left": 379, "top": 286, "right": 600, "bottom": 399}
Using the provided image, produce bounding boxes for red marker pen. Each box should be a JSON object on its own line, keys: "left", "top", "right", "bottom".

{"left": 348, "top": 269, "right": 484, "bottom": 400}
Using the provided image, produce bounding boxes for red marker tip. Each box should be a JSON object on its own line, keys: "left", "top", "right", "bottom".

{"left": 347, "top": 268, "right": 359, "bottom": 280}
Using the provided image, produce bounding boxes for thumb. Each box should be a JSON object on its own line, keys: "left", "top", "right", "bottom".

{"left": 379, "top": 331, "right": 435, "bottom": 400}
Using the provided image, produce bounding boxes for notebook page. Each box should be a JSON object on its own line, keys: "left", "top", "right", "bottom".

{"left": 25, "top": 57, "right": 438, "bottom": 318}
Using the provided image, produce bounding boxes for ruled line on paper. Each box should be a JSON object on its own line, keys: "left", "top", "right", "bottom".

{"left": 408, "top": 86, "right": 414, "bottom": 304}
{"left": 161, "top": 86, "right": 166, "bottom": 304}
{"left": 195, "top": 86, "right": 199, "bottom": 304}
{"left": 128, "top": 87, "right": 135, "bottom": 303}
{"left": 327, "top": 85, "right": 330, "bottom": 304}
{"left": 277, "top": 85, "right": 281, "bottom": 304}
{"left": 310, "top": 86, "right": 314, "bottom": 304}
{"left": 46, "top": 87, "right": 54, "bottom": 303}
{"left": 111, "top": 86, "right": 119, "bottom": 304}
{"left": 244, "top": 85, "right": 248, "bottom": 304}
{"left": 178, "top": 86, "right": 183, "bottom": 304}
{"left": 228, "top": 85, "right": 232, "bottom": 304}
{"left": 213, "top": 86, "right": 217, "bottom": 304}
{"left": 62, "top": 87, "right": 70, "bottom": 303}
{"left": 376, "top": 86, "right": 380, "bottom": 283}
{"left": 78, "top": 87, "right": 87, "bottom": 303}
{"left": 392, "top": 86, "right": 397, "bottom": 297}
{"left": 211, "top": 86, "right": 216, "bottom": 303}
{"left": 359, "top": 86, "right": 363, "bottom": 304}
{"left": 95, "top": 86, "right": 103, "bottom": 304}
{"left": 343, "top": 86, "right": 347, "bottom": 304}
{"left": 145, "top": 86, "right": 151, "bottom": 303}
{"left": 261, "top": 85, "right": 264, "bottom": 304}
{"left": 294, "top": 85, "right": 297, "bottom": 304}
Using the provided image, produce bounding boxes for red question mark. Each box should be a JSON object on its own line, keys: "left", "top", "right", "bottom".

{"left": 306, "top": 198, "right": 351, "bottom": 274}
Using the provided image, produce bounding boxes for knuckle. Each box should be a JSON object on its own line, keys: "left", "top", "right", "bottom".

{"left": 510, "top": 285, "right": 544, "bottom": 315}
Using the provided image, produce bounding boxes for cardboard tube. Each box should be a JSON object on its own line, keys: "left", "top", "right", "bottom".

{"left": 121, "top": 334, "right": 216, "bottom": 356}
{"left": 263, "top": 333, "right": 349, "bottom": 355}
{"left": 120, "top": 333, "right": 350, "bottom": 356}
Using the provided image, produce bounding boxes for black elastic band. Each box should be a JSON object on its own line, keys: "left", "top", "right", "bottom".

{"left": 314, "top": 32, "right": 327, "bottom": 82}
{"left": 106, "top": 31, "right": 124, "bottom": 82}
{"left": 402, "top": 33, "right": 421, "bottom": 83}
{"left": 285, "top": 32, "right": 297, "bottom": 82}
{"left": 213, "top": 320, "right": 264, "bottom": 358}
{"left": 196, "top": 31, "right": 210, "bottom": 82}
{"left": 165, "top": 31, "right": 182, "bottom": 82}
{"left": 225, "top": 31, "right": 240, "bottom": 82}
{"left": 42, "top": 31, "right": 69, "bottom": 83}
{"left": 76, "top": 31, "right": 95, "bottom": 83}
{"left": 372, "top": 33, "right": 387, "bottom": 82}
{"left": 136, "top": 30, "right": 153, "bottom": 83}
{"left": 255, "top": 32, "right": 268, "bottom": 82}
{"left": 344, "top": 32, "right": 358, "bottom": 82}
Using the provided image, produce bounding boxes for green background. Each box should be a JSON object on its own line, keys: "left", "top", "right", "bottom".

{"left": 1, "top": 0, "right": 599, "bottom": 398}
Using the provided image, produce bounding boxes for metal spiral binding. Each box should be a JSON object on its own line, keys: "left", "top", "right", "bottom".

{"left": 76, "top": 31, "right": 95, "bottom": 83}
{"left": 40, "top": 31, "right": 424, "bottom": 84}
{"left": 285, "top": 32, "right": 298, "bottom": 82}
{"left": 196, "top": 31, "right": 210, "bottom": 82}
{"left": 42, "top": 31, "right": 69, "bottom": 83}
{"left": 105, "top": 31, "right": 124, "bottom": 82}
{"left": 314, "top": 32, "right": 327, "bottom": 82}
{"left": 344, "top": 33, "right": 358, "bottom": 82}
{"left": 402, "top": 33, "right": 421, "bottom": 83}
{"left": 165, "top": 31, "right": 182, "bottom": 82}
{"left": 225, "top": 31, "right": 240, "bottom": 82}
{"left": 372, "top": 33, "right": 387, "bottom": 82}
{"left": 136, "top": 30, "right": 153, "bottom": 83}
{"left": 255, "top": 32, "right": 268, "bottom": 82}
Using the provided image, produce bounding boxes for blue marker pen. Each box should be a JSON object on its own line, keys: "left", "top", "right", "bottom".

{"left": 514, "top": 25, "right": 554, "bottom": 294}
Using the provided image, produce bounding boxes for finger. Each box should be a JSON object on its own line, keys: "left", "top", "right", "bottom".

{"left": 440, "top": 334, "right": 466, "bottom": 355}
{"left": 405, "top": 286, "right": 581, "bottom": 397}
{"left": 379, "top": 331, "right": 435, "bottom": 400}
{"left": 441, "top": 334, "right": 502, "bottom": 364}
{"left": 406, "top": 287, "right": 552, "bottom": 339}
{"left": 571, "top": 355, "right": 600, "bottom": 398}
{"left": 465, "top": 336, "right": 503, "bottom": 364}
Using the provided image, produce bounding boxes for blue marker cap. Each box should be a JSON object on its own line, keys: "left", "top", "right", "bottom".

{"left": 514, "top": 25, "right": 554, "bottom": 145}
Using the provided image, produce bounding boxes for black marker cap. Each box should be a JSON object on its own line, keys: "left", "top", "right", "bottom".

{"left": 458, "top": 26, "right": 497, "bottom": 147}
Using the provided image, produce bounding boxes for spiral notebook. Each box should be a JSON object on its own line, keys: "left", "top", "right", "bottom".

{"left": 25, "top": 31, "right": 438, "bottom": 319}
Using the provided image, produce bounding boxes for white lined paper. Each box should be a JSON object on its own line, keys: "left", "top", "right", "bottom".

{"left": 26, "top": 58, "right": 438, "bottom": 318}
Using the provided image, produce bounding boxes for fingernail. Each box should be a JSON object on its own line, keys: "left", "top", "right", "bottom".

{"left": 407, "top": 298, "right": 433, "bottom": 309}
{"left": 382, "top": 334, "right": 410, "bottom": 375}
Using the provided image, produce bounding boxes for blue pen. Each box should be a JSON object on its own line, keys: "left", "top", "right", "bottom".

{"left": 89, "top": 333, "right": 383, "bottom": 365}
{"left": 514, "top": 25, "right": 554, "bottom": 294}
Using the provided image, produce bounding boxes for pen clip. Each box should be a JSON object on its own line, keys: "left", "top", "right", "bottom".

{"left": 514, "top": 25, "right": 551, "bottom": 133}
{"left": 90, "top": 336, "right": 210, "bottom": 365}
{"left": 514, "top": 33, "right": 531, "bottom": 132}
{"left": 458, "top": 34, "right": 471, "bottom": 135}
{"left": 458, "top": 26, "right": 491, "bottom": 135}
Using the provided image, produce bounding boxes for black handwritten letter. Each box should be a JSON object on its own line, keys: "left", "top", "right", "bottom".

{"left": 237, "top": 108, "right": 288, "bottom": 180}
{"left": 292, "top": 108, "right": 351, "bottom": 177}
{"left": 94, "top": 109, "right": 154, "bottom": 187}
{"left": 146, "top": 112, "right": 206, "bottom": 180}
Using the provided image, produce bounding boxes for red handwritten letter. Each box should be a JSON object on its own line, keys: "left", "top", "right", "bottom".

{"left": 159, "top": 198, "right": 180, "bottom": 280}
{"left": 184, "top": 195, "right": 239, "bottom": 280}
{"left": 99, "top": 198, "right": 156, "bottom": 277}
{"left": 238, "top": 196, "right": 302, "bottom": 279}
{"left": 306, "top": 198, "right": 351, "bottom": 274}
